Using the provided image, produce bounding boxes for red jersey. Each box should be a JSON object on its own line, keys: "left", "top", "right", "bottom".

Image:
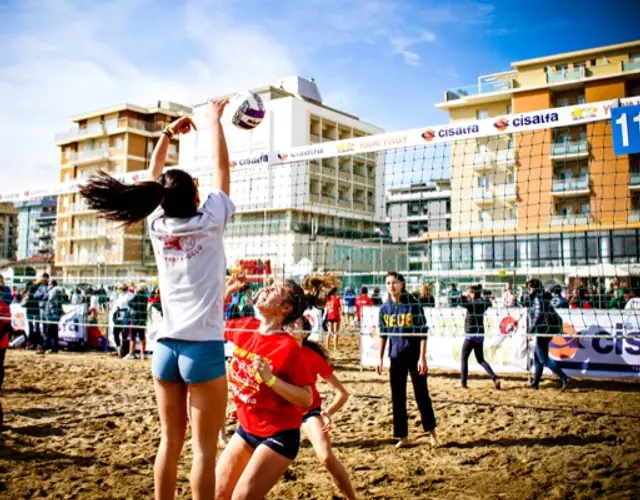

{"left": 225, "top": 317, "right": 315, "bottom": 437}
{"left": 355, "top": 294, "right": 374, "bottom": 322}
{"left": 0, "top": 302, "right": 10, "bottom": 349}
{"left": 301, "top": 345, "right": 334, "bottom": 409}
{"left": 326, "top": 296, "right": 342, "bottom": 321}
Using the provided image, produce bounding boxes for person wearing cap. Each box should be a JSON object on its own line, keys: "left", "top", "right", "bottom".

{"left": 525, "top": 278, "right": 572, "bottom": 391}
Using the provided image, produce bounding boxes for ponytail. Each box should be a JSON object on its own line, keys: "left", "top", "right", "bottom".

{"left": 81, "top": 169, "right": 199, "bottom": 224}
{"left": 81, "top": 172, "right": 165, "bottom": 225}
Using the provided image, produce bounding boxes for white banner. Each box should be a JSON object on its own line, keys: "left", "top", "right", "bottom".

{"left": 9, "top": 304, "right": 30, "bottom": 337}
{"left": 3, "top": 97, "right": 640, "bottom": 202}
{"left": 359, "top": 306, "right": 529, "bottom": 373}
{"left": 58, "top": 304, "right": 87, "bottom": 346}
{"left": 550, "top": 309, "right": 640, "bottom": 378}
{"left": 360, "top": 306, "right": 640, "bottom": 378}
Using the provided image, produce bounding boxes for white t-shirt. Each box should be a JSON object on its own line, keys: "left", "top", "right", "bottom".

{"left": 147, "top": 190, "right": 235, "bottom": 341}
{"left": 625, "top": 297, "right": 640, "bottom": 310}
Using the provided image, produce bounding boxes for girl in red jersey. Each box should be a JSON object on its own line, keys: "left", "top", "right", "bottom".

{"left": 215, "top": 276, "right": 335, "bottom": 500}
{"left": 288, "top": 316, "right": 356, "bottom": 500}
{"left": 325, "top": 288, "right": 342, "bottom": 351}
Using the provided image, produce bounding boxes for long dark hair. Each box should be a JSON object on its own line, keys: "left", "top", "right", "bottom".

{"left": 80, "top": 169, "right": 198, "bottom": 224}
{"left": 282, "top": 273, "right": 341, "bottom": 326}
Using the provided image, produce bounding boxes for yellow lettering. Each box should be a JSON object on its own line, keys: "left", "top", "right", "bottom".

{"left": 398, "top": 315, "right": 405, "bottom": 327}
{"left": 406, "top": 314, "right": 413, "bottom": 327}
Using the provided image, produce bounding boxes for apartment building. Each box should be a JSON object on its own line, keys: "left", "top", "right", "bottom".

{"left": 180, "top": 77, "right": 392, "bottom": 279}
{"left": 0, "top": 202, "right": 18, "bottom": 264}
{"left": 16, "top": 196, "right": 57, "bottom": 260}
{"left": 422, "top": 40, "right": 640, "bottom": 289}
{"left": 55, "top": 101, "right": 191, "bottom": 282}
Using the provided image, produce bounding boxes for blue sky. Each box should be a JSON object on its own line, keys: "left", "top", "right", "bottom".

{"left": 0, "top": 0, "right": 638, "bottom": 192}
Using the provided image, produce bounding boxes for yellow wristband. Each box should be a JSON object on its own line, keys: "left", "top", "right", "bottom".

{"left": 265, "top": 375, "right": 277, "bottom": 388}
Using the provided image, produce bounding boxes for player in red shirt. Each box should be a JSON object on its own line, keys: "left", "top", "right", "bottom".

{"left": 325, "top": 288, "right": 342, "bottom": 351}
{"left": 0, "top": 301, "right": 12, "bottom": 429}
{"left": 287, "top": 316, "right": 356, "bottom": 500}
{"left": 355, "top": 285, "right": 374, "bottom": 328}
{"left": 215, "top": 275, "right": 335, "bottom": 500}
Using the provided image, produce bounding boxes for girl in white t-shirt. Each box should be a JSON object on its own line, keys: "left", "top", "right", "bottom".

{"left": 81, "top": 99, "right": 233, "bottom": 500}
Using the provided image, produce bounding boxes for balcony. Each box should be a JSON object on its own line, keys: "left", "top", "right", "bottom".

{"left": 496, "top": 148, "right": 516, "bottom": 166}
{"left": 551, "top": 175, "right": 590, "bottom": 196}
{"left": 550, "top": 213, "right": 590, "bottom": 226}
{"left": 629, "top": 173, "right": 640, "bottom": 189}
{"left": 467, "top": 219, "right": 517, "bottom": 231}
{"left": 629, "top": 210, "right": 640, "bottom": 222}
{"left": 546, "top": 66, "right": 586, "bottom": 84}
{"left": 550, "top": 139, "right": 589, "bottom": 160}
{"left": 55, "top": 123, "right": 107, "bottom": 143}
{"left": 444, "top": 74, "right": 515, "bottom": 102}
{"left": 472, "top": 187, "right": 493, "bottom": 205}
{"left": 68, "top": 149, "right": 110, "bottom": 165}
{"left": 472, "top": 152, "right": 493, "bottom": 171}
{"left": 495, "top": 183, "right": 517, "bottom": 201}
{"left": 623, "top": 60, "right": 640, "bottom": 71}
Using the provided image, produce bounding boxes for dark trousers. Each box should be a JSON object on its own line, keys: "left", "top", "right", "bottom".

{"left": 0, "top": 348, "right": 6, "bottom": 392}
{"left": 389, "top": 354, "right": 436, "bottom": 439}
{"left": 532, "top": 336, "right": 568, "bottom": 385}
{"left": 42, "top": 322, "right": 59, "bottom": 352}
{"left": 113, "top": 325, "right": 130, "bottom": 356}
{"left": 460, "top": 338, "right": 497, "bottom": 386}
{"left": 28, "top": 320, "right": 43, "bottom": 348}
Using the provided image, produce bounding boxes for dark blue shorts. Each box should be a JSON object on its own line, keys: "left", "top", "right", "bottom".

{"left": 236, "top": 424, "right": 300, "bottom": 460}
{"left": 302, "top": 406, "right": 322, "bottom": 424}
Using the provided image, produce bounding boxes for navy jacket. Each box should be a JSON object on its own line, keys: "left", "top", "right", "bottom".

{"left": 378, "top": 295, "right": 428, "bottom": 359}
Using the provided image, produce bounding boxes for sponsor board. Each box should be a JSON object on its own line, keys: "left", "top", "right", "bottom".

{"left": 359, "top": 306, "right": 640, "bottom": 378}
{"left": 422, "top": 124, "right": 480, "bottom": 142}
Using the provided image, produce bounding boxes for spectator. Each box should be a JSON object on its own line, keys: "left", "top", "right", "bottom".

{"left": 550, "top": 285, "right": 569, "bottom": 309}
{"left": 625, "top": 288, "right": 640, "bottom": 310}
{"left": 355, "top": 286, "right": 374, "bottom": 327}
{"left": 38, "top": 280, "right": 64, "bottom": 354}
{"left": 125, "top": 284, "right": 149, "bottom": 360}
{"left": 241, "top": 294, "right": 256, "bottom": 318}
{"left": 525, "top": 279, "right": 572, "bottom": 391}
{"left": 447, "top": 283, "right": 461, "bottom": 307}
{"left": 0, "top": 275, "right": 11, "bottom": 306}
{"left": 11, "top": 286, "right": 21, "bottom": 304}
{"left": 371, "top": 286, "right": 383, "bottom": 306}
{"left": 22, "top": 283, "right": 42, "bottom": 349}
{"left": 148, "top": 287, "right": 162, "bottom": 316}
{"left": 71, "top": 287, "right": 84, "bottom": 305}
{"left": 502, "top": 282, "right": 518, "bottom": 307}
{"left": 418, "top": 284, "right": 435, "bottom": 308}
{"left": 343, "top": 286, "right": 356, "bottom": 326}
{"left": 325, "top": 288, "right": 342, "bottom": 351}
{"left": 112, "top": 283, "right": 134, "bottom": 358}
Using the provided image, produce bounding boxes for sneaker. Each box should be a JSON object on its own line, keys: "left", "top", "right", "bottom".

{"left": 123, "top": 354, "right": 137, "bottom": 361}
{"left": 524, "top": 382, "right": 539, "bottom": 390}
{"left": 395, "top": 438, "right": 411, "bottom": 449}
{"left": 561, "top": 378, "right": 573, "bottom": 392}
{"left": 493, "top": 379, "right": 501, "bottom": 390}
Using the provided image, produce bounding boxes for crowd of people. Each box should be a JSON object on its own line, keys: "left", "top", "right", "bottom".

{"left": 0, "top": 100, "right": 628, "bottom": 500}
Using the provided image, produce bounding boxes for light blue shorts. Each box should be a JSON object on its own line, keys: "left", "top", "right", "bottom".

{"left": 152, "top": 338, "right": 226, "bottom": 384}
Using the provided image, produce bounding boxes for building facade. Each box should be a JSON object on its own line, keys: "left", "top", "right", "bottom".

{"left": 16, "top": 196, "right": 57, "bottom": 260}
{"left": 55, "top": 101, "right": 191, "bottom": 282}
{"left": 0, "top": 202, "right": 18, "bottom": 264}
{"left": 180, "top": 77, "right": 392, "bottom": 280}
{"left": 421, "top": 41, "right": 640, "bottom": 291}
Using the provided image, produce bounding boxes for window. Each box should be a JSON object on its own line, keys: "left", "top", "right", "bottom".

{"left": 577, "top": 95, "right": 586, "bottom": 105}
{"left": 555, "top": 97, "right": 569, "bottom": 107}
{"left": 477, "top": 109, "right": 489, "bottom": 120}
{"left": 478, "top": 174, "right": 489, "bottom": 188}
{"left": 507, "top": 103, "right": 513, "bottom": 114}
{"left": 630, "top": 52, "right": 640, "bottom": 62}
{"left": 574, "top": 61, "right": 586, "bottom": 70}
{"left": 476, "top": 142, "right": 488, "bottom": 153}
{"left": 555, "top": 64, "right": 568, "bottom": 72}
{"left": 612, "top": 231, "right": 639, "bottom": 263}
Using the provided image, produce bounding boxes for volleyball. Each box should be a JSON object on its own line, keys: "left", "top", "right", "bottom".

{"left": 228, "top": 91, "right": 265, "bottom": 130}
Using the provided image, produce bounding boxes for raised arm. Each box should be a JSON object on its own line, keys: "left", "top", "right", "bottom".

{"left": 148, "top": 116, "right": 197, "bottom": 181}
{"left": 208, "top": 99, "right": 231, "bottom": 196}
{"left": 323, "top": 373, "right": 349, "bottom": 416}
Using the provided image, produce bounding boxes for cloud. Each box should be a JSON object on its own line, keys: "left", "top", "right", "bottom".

{"left": 390, "top": 30, "right": 437, "bottom": 66}
{"left": 0, "top": 0, "right": 298, "bottom": 192}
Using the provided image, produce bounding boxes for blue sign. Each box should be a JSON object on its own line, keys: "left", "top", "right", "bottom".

{"left": 611, "top": 105, "right": 640, "bottom": 156}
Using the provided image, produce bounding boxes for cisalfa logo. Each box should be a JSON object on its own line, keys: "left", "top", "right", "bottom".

{"left": 277, "top": 153, "right": 288, "bottom": 161}
{"left": 493, "top": 118, "right": 509, "bottom": 132}
{"left": 421, "top": 129, "right": 436, "bottom": 142}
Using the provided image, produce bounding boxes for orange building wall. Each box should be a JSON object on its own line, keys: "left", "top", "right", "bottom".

{"left": 585, "top": 78, "right": 630, "bottom": 225}
{"left": 513, "top": 90, "right": 553, "bottom": 233}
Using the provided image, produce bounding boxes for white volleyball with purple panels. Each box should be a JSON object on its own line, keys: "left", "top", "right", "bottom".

{"left": 228, "top": 91, "right": 265, "bottom": 130}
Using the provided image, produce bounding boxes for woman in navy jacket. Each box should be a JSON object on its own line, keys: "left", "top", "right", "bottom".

{"left": 377, "top": 272, "right": 437, "bottom": 448}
